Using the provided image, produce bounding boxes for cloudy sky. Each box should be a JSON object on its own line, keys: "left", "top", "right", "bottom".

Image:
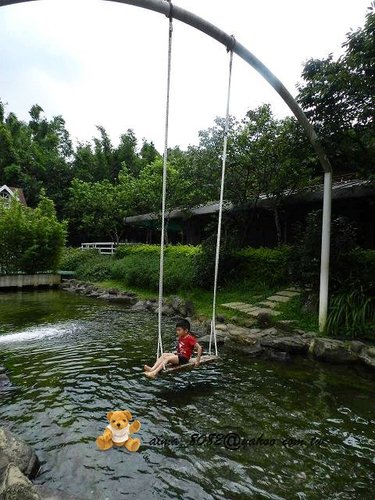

{"left": 0, "top": 0, "right": 370, "bottom": 151}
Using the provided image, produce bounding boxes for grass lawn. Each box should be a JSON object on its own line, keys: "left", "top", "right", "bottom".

{"left": 96, "top": 279, "right": 319, "bottom": 332}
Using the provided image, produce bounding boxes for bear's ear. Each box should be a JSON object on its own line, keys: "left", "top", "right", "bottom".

{"left": 107, "top": 411, "right": 114, "bottom": 421}
{"left": 122, "top": 410, "right": 132, "bottom": 420}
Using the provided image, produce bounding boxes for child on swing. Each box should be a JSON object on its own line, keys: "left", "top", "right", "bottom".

{"left": 144, "top": 319, "right": 203, "bottom": 379}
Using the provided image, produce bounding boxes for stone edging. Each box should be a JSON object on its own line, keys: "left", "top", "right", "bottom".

{"left": 60, "top": 279, "right": 375, "bottom": 372}
{"left": 197, "top": 323, "right": 375, "bottom": 371}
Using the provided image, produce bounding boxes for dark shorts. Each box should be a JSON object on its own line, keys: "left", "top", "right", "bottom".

{"left": 177, "top": 354, "right": 189, "bottom": 365}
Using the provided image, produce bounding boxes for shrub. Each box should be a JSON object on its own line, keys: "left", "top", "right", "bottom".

{"left": 59, "top": 247, "right": 100, "bottom": 271}
{"left": 196, "top": 233, "right": 240, "bottom": 289}
{"left": 111, "top": 245, "right": 200, "bottom": 292}
{"left": 236, "top": 246, "right": 292, "bottom": 287}
{"left": 0, "top": 195, "right": 66, "bottom": 274}
{"left": 114, "top": 244, "right": 161, "bottom": 259}
{"left": 290, "top": 210, "right": 358, "bottom": 291}
{"left": 78, "top": 256, "right": 115, "bottom": 282}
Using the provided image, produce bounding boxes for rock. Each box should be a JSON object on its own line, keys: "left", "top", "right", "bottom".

{"left": 170, "top": 296, "right": 193, "bottom": 317}
{"left": 227, "top": 323, "right": 259, "bottom": 336}
{"left": 106, "top": 295, "right": 136, "bottom": 306}
{"left": 0, "top": 463, "right": 41, "bottom": 500}
{"left": 0, "top": 428, "right": 40, "bottom": 479}
{"left": 224, "top": 340, "right": 264, "bottom": 357}
{"left": 189, "top": 322, "right": 206, "bottom": 337}
{"left": 215, "top": 323, "right": 228, "bottom": 332}
{"left": 276, "top": 320, "right": 297, "bottom": 333}
{"left": 242, "top": 318, "right": 258, "bottom": 328}
{"left": 310, "top": 338, "right": 359, "bottom": 364}
{"left": 198, "top": 334, "right": 226, "bottom": 346}
{"left": 98, "top": 293, "right": 112, "bottom": 300}
{"left": 359, "top": 346, "right": 375, "bottom": 370}
{"left": 155, "top": 305, "right": 175, "bottom": 316}
{"left": 0, "top": 374, "right": 10, "bottom": 387}
{"left": 260, "top": 335, "right": 310, "bottom": 354}
{"left": 108, "top": 288, "right": 119, "bottom": 295}
{"left": 350, "top": 341, "right": 366, "bottom": 354}
{"left": 146, "top": 300, "right": 157, "bottom": 312}
{"left": 0, "top": 366, "right": 6, "bottom": 375}
{"left": 131, "top": 300, "right": 149, "bottom": 311}
{"left": 301, "top": 332, "right": 318, "bottom": 340}
{"left": 34, "top": 485, "right": 83, "bottom": 500}
{"left": 226, "top": 325, "right": 271, "bottom": 346}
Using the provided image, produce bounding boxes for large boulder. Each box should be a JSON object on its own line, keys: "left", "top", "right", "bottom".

{"left": 224, "top": 340, "right": 264, "bottom": 357}
{"left": 105, "top": 295, "right": 136, "bottom": 306}
{"left": 359, "top": 346, "right": 375, "bottom": 370}
{"left": 197, "top": 334, "right": 226, "bottom": 347}
{"left": 0, "top": 428, "right": 39, "bottom": 479}
{"left": 170, "top": 296, "right": 194, "bottom": 318}
{"left": 0, "top": 463, "right": 41, "bottom": 500}
{"left": 260, "top": 335, "right": 310, "bottom": 354}
{"left": 310, "top": 338, "right": 359, "bottom": 364}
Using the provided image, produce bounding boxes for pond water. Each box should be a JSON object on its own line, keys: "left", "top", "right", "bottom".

{"left": 0, "top": 290, "right": 374, "bottom": 500}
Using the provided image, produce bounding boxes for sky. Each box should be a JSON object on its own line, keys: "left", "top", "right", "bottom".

{"left": 0, "top": 0, "right": 371, "bottom": 151}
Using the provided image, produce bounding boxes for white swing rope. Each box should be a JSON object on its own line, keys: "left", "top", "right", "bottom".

{"left": 209, "top": 48, "right": 234, "bottom": 357}
{"left": 157, "top": 2, "right": 173, "bottom": 359}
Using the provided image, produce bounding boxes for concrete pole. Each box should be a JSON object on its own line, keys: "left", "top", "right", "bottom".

{"left": 319, "top": 172, "right": 332, "bottom": 332}
{"left": 0, "top": 0, "right": 333, "bottom": 329}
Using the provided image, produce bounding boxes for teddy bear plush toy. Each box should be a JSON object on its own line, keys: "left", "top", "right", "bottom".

{"left": 96, "top": 410, "right": 141, "bottom": 451}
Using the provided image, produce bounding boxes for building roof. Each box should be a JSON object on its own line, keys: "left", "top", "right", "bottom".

{"left": 0, "top": 185, "right": 27, "bottom": 206}
{"left": 124, "top": 177, "right": 375, "bottom": 224}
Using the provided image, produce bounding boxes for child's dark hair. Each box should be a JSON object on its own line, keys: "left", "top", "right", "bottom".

{"left": 176, "top": 319, "right": 190, "bottom": 331}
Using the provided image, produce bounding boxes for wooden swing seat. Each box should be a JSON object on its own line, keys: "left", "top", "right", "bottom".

{"left": 161, "top": 354, "right": 218, "bottom": 375}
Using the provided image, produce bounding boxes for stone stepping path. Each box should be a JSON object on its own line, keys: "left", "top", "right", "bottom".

{"left": 222, "top": 287, "right": 302, "bottom": 318}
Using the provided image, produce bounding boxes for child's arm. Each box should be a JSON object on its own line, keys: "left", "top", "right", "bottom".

{"left": 194, "top": 342, "right": 203, "bottom": 367}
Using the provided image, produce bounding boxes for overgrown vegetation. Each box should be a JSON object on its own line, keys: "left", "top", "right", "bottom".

{"left": 326, "top": 290, "right": 375, "bottom": 339}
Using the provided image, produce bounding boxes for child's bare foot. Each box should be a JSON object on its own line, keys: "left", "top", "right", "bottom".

{"left": 144, "top": 371, "right": 157, "bottom": 379}
{"left": 144, "top": 365, "right": 152, "bottom": 372}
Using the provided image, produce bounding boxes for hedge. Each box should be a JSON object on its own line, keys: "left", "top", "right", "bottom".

{"left": 60, "top": 244, "right": 293, "bottom": 292}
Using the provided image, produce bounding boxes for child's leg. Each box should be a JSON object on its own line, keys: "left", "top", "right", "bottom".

{"left": 145, "top": 354, "right": 179, "bottom": 378}
{"left": 144, "top": 353, "right": 174, "bottom": 372}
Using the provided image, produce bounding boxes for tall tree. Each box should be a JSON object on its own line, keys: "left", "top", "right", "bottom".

{"left": 297, "top": 3, "right": 375, "bottom": 175}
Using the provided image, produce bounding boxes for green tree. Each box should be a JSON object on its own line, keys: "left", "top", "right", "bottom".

{"left": 297, "top": 3, "right": 375, "bottom": 175}
{"left": 0, "top": 193, "right": 66, "bottom": 274}
{"left": 228, "top": 105, "right": 313, "bottom": 245}
{"left": 66, "top": 168, "right": 135, "bottom": 243}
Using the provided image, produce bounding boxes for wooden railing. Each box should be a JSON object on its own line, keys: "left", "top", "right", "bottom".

{"left": 80, "top": 242, "right": 125, "bottom": 255}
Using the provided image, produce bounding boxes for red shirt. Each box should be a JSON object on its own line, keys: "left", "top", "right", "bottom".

{"left": 177, "top": 333, "right": 197, "bottom": 360}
